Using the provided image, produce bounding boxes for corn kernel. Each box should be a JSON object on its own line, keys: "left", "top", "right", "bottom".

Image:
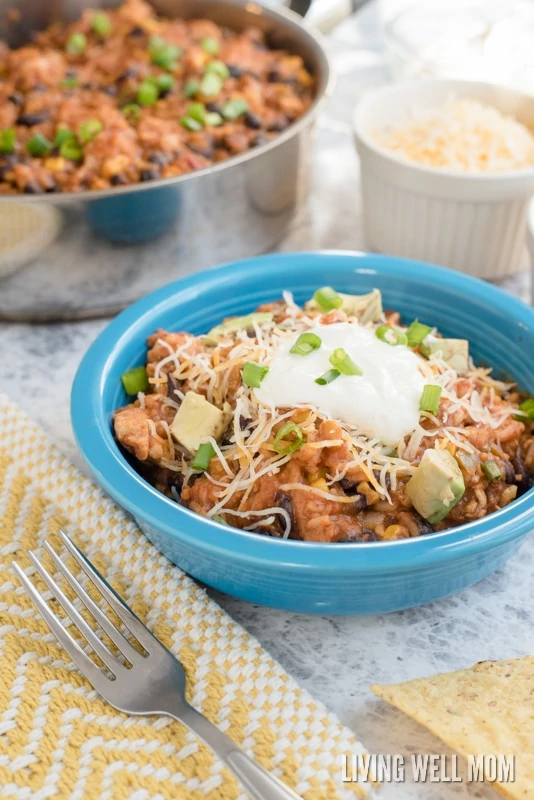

{"left": 383, "top": 525, "right": 407, "bottom": 540}
{"left": 44, "top": 157, "right": 67, "bottom": 172}
{"left": 311, "top": 478, "right": 329, "bottom": 492}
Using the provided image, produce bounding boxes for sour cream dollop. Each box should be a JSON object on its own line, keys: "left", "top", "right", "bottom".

{"left": 255, "top": 322, "right": 425, "bottom": 445}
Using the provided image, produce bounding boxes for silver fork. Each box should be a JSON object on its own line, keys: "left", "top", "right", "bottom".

{"left": 12, "top": 531, "right": 303, "bottom": 800}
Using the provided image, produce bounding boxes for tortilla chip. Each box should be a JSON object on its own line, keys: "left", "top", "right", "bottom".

{"left": 372, "top": 656, "right": 534, "bottom": 800}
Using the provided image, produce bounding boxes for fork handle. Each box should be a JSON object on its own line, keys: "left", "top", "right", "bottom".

{"left": 168, "top": 704, "right": 303, "bottom": 800}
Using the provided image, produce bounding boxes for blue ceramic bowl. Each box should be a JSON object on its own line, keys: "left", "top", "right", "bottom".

{"left": 71, "top": 252, "right": 534, "bottom": 615}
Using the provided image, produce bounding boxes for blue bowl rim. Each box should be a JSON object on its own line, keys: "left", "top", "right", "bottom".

{"left": 71, "top": 250, "right": 534, "bottom": 573}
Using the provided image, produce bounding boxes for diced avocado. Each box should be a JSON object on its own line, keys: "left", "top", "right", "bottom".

{"left": 205, "top": 312, "right": 273, "bottom": 344}
{"left": 420, "top": 335, "right": 469, "bottom": 374}
{"left": 305, "top": 289, "right": 383, "bottom": 324}
{"left": 406, "top": 448, "right": 465, "bottom": 524}
{"left": 170, "top": 391, "right": 231, "bottom": 453}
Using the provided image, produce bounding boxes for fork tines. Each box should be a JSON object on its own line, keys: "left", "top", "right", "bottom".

{"left": 12, "top": 531, "right": 152, "bottom": 690}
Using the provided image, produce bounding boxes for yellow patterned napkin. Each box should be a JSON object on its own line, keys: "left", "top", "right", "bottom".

{"left": 0, "top": 395, "right": 373, "bottom": 800}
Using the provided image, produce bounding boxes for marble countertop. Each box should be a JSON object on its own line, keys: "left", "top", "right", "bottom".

{"left": 1, "top": 4, "right": 533, "bottom": 799}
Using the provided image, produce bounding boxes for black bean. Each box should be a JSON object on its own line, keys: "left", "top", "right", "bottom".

{"left": 32, "top": 83, "right": 46, "bottom": 93}
{"left": 110, "top": 174, "right": 127, "bottom": 185}
{"left": 82, "top": 83, "right": 95, "bottom": 90}
{"left": 167, "top": 373, "right": 182, "bottom": 403}
{"left": 511, "top": 450, "right": 530, "bottom": 496}
{"left": 169, "top": 472, "right": 184, "bottom": 499}
{"left": 239, "top": 416, "right": 252, "bottom": 431}
{"left": 101, "top": 85, "right": 118, "bottom": 96}
{"left": 339, "top": 478, "right": 358, "bottom": 495}
{"left": 65, "top": 68, "right": 77, "bottom": 79}
{"left": 412, "top": 512, "right": 433, "bottom": 536}
{"left": 23, "top": 180, "right": 43, "bottom": 194}
{"left": 140, "top": 168, "right": 159, "bottom": 181}
{"left": 267, "top": 117, "right": 289, "bottom": 133}
{"left": 187, "top": 472, "right": 202, "bottom": 488}
{"left": 16, "top": 112, "right": 49, "bottom": 126}
{"left": 267, "top": 68, "right": 282, "bottom": 82}
{"left": 186, "top": 142, "right": 214, "bottom": 160}
{"left": 274, "top": 490, "right": 296, "bottom": 538}
{"left": 4, "top": 153, "right": 21, "bottom": 166}
{"left": 7, "top": 93, "right": 23, "bottom": 106}
{"left": 117, "top": 67, "right": 138, "bottom": 82}
{"left": 148, "top": 151, "right": 170, "bottom": 167}
{"left": 504, "top": 460, "right": 515, "bottom": 484}
{"left": 339, "top": 478, "right": 368, "bottom": 510}
{"left": 360, "top": 528, "right": 380, "bottom": 542}
{"left": 244, "top": 110, "right": 262, "bottom": 130}
{"left": 252, "top": 525, "right": 283, "bottom": 538}
{"left": 227, "top": 64, "right": 244, "bottom": 78}
{"left": 205, "top": 102, "right": 222, "bottom": 114}
{"left": 128, "top": 25, "right": 145, "bottom": 37}
{"left": 251, "top": 133, "right": 269, "bottom": 148}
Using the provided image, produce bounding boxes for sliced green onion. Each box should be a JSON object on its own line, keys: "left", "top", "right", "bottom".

{"left": 79, "top": 118, "right": 103, "bottom": 143}
{"left": 187, "top": 102, "right": 207, "bottom": 123}
{"left": 0, "top": 128, "right": 16, "bottom": 154}
{"left": 121, "top": 366, "right": 149, "bottom": 395}
{"left": 200, "top": 36, "right": 219, "bottom": 55}
{"left": 312, "top": 286, "right": 342, "bottom": 311}
{"left": 60, "top": 76, "right": 78, "bottom": 88}
{"left": 419, "top": 384, "right": 442, "bottom": 415}
{"left": 290, "top": 332, "right": 322, "bottom": 356}
{"left": 191, "top": 442, "right": 215, "bottom": 471}
{"left": 148, "top": 35, "right": 181, "bottom": 70}
{"left": 212, "top": 514, "right": 227, "bottom": 525}
{"left": 199, "top": 72, "right": 222, "bottom": 97}
{"left": 329, "top": 348, "right": 363, "bottom": 376}
{"left": 183, "top": 79, "right": 199, "bottom": 98}
{"left": 155, "top": 74, "right": 174, "bottom": 93}
{"left": 518, "top": 398, "right": 534, "bottom": 420}
{"left": 137, "top": 79, "right": 159, "bottom": 107}
{"left": 54, "top": 127, "right": 75, "bottom": 147}
{"left": 221, "top": 98, "right": 248, "bottom": 120}
{"left": 121, "top": 103, "right": 141, "bottom": 122}
{"left": 91, "top": 12, "right": 112, "bottom": 35}
{"left": 59, "top": 138, "right": 83, "bottom": 161}
{"left": 375, "top": 324, "right": 408, "bottom": 346}
{"left": 273, "top": 421, "right": 304, "bottom": 455}
{"left": 406, "top": 319, "right": 433, "bottom": 347}
{"left": 205, "top": 60, "right": 230, "bottom": 79}
{"left": 242, "top": 361, "right": 269, "bottom": 388}
{"left": 26, "top": 133, "right": 52, "bottom": 157}
{"left": 205, "top": 111, "right": 223, "bottom": 127}
{"left": 482, "top": 459, "right": 503, "bottom": 481}
{"left": 180, "top": 116, "right": 203, "bottom": 131}
{"left": 66, "top": 32, "right": 87, "bottom": 55}
{"left": 315, "top": 369, "right": 340, "bottom": 386}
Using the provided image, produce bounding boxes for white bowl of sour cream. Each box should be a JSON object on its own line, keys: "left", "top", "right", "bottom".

{"left": 353, "top": 79, "right": 534, "bottom": 280}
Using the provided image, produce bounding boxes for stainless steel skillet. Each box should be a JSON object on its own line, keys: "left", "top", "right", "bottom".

{"left": 0, "top": 0, "right": 336, "bottom": 321}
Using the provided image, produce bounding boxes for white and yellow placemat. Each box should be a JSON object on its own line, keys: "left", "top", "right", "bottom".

{"left": 0, "top": 394, "right": 373, "bottom": 800}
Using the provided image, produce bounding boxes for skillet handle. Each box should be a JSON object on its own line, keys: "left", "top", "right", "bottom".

{"left": 287, "top": 0, "right": 359, "bottom": 33}
{"left": 288, "top": 0, "right": 313, "bottom": 17}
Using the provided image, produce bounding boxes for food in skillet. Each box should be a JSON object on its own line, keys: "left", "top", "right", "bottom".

{"left": 113, "top": 288, "right": 534, "bottom": 543}
{"left": 0, "top": 0, "right": 314, "bottom": 194}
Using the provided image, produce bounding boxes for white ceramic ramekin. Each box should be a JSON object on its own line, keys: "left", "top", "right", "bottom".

{"left": 354, "top": 79, "right": 534, "bottom": 280}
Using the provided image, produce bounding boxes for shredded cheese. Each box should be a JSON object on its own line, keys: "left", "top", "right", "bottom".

{"left": 136, "top": 293, "right": 524, "bottom": 539}
{"left": 375, "top": 99, "right": 534, "bottom": 173}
